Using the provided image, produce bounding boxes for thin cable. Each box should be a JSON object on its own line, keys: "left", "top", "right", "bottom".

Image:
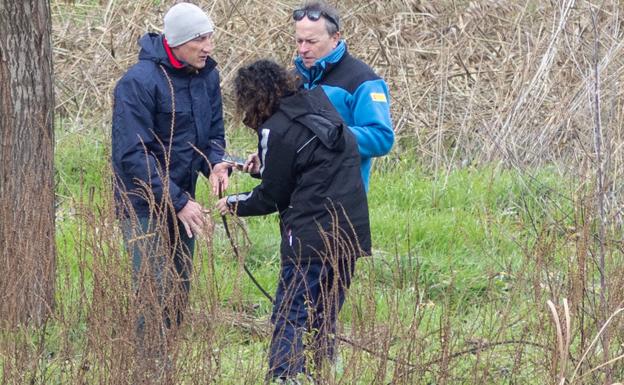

{"left": 218, "top": 182, "right": 274, "bottom": 303}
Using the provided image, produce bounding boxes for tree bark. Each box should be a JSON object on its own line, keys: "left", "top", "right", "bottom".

{"left": 0, "top": 0, "right": 55, "bottom": 327}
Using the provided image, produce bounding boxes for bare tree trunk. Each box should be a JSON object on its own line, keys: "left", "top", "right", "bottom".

{"left": 0, "top": 0, "right": 55, "bottom": 327}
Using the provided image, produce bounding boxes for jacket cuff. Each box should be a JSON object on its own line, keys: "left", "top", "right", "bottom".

{"left": 173, "top": 193, "right": 190, "bottom": 213}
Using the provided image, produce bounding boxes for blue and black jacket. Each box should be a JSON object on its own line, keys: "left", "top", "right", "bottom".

{"left": 294, "top": 41, "right": 394, "bottom": 191}
{"left": 112, "top": 33, "right": 225, "bottom": 217}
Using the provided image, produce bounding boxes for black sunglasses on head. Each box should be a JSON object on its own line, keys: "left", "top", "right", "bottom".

{"left": 292, "top": 8, "right": 339, "bottom": 31}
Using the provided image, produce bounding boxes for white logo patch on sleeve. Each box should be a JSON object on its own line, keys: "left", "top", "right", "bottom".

{"left": 370, "top": 92, "right": 387, "bottom": 103}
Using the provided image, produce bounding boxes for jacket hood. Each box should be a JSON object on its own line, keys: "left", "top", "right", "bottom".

{"left": 137, "top": 33, "right": 216, "bottom": 72}
{"left": 138, "top": 33, "right": 168, "bottom": 65}
{"left": 278, "top": 87, "right": 346, "bottom": 151}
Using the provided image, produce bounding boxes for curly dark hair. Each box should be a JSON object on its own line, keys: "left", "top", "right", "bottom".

{"left": 234, "top": 59, "right": 298, "bottom": 130}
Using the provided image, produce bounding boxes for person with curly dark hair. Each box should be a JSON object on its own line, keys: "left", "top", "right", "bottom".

{"left": 216, "top": 59, "right": 371, "bottom": 383}
{"left": 234, "top": 60, "right": 299, "bottom": 131}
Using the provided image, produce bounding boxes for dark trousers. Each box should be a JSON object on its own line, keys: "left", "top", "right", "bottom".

{"left": 268, "top": 257, "right": 355, "bottom": 380}
{"left": 122, "top": 216, "right": 194, "bottom": 340}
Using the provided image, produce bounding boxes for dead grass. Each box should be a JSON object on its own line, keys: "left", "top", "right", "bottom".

{"left": 52, "top": 1, "right": 624, "bottom": 170}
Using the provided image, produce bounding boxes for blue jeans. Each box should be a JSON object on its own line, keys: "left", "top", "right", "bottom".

{"left": 268, "top": 258, "right": 356, "bottom": 380}
{"left": 122, "top": 216, "right": 194, "bottom": 335}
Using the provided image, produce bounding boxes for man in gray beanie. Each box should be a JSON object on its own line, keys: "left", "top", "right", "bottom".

{"left": 112, "top": 1, "right": 229, "bottom": 368}
{"left": 164, "top": 2, "right": 216, "bottom": 68}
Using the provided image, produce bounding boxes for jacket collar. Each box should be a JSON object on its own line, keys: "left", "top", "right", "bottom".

{"left": 163, "top": 37, "right": 185, "bottom": 69}
{"left": 295, "top": 40, "right": 347, "bottom": 88}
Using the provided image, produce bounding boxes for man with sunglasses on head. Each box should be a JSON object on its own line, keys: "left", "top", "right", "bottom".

{"left": 293, "top": 0, "right": 394, "bottom": 192}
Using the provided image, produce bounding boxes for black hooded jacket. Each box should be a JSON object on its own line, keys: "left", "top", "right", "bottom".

{"left": 226, "top": 87, "right": 371, "bottom": 265}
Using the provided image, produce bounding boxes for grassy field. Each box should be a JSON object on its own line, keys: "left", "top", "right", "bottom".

{"left": 8, "top": 127, "right": 609, "bottom": 384}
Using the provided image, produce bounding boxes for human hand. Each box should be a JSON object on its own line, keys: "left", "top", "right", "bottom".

{"left": 243, "top": 153, "right": 261, "bottom": 174}
{"left": 177, "top": 200, "right": 206, "bottom": 238}
{"left": 209, "top": 162, "right": 230, "bottom": 196}
{"left": 215, "top": 197, "right": 232, "bottom": 216}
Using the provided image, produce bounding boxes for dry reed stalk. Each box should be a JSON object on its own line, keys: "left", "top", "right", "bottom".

{"left": 546, "top": 298, "right": 571, "bottom": 384}
{"left": 569, "top": 307, "right": 624, "bottom": 384}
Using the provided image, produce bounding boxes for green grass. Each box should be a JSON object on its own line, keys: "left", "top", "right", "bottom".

{"left": 51, "top": 128, "right": 566, "bottom": 313}
{"left": 55, "top": 124, "right": 108, "bottom": 205}
{"left": 199, "top": 162, "right": 525, "bottom": 307}
{"left": 22, "top": 130, "right": 589, "bottom": 384}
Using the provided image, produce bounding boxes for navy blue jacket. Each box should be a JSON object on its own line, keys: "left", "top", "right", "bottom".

{"left": 226, "top": 88, "right": 371, "bottom": 265}
{"left": 112, "top": 33, "right": 225, "bottom": 217}
{"left": 295, "top": 41, "right": 394, "bottom": 191}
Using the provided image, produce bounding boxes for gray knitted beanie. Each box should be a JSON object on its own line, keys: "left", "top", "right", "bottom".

{"left": 164, "top": 3, "right": 214, "bottom": 47}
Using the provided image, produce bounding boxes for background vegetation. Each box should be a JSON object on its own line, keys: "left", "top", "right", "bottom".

{"left": 3, "top": 0, "right": 624, "bottom": 384}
